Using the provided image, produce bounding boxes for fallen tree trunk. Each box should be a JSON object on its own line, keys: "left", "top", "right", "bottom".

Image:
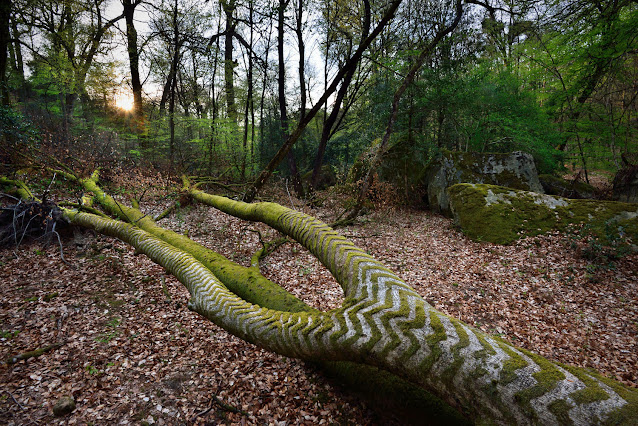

{"left": 4, "top": 174, "right": 638, "bottom": 424}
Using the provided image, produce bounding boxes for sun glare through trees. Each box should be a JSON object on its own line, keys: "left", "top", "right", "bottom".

{"left": 114, "top": 91, "right": 134, "bottom": 112}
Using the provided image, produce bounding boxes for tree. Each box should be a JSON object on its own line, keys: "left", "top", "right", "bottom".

{"left": 309, "top": 0, "right": 371, "bottom": 195}
{"left": 346, "top": 0, "right": 464, "bottom": 221}
{"left": 244, "top": 0, "right": 403, "bottom": 202}
{"left": 3, "top": 172, "right": 636, "bottom": 424}
{"left": 18, "top": 0, "right": 123, "bottom": 138}
{"left": 122, "top": 0, "right": 146, "bottom": 136}
{"left": 0, "top": 0, "right": 11, "bottom": 106}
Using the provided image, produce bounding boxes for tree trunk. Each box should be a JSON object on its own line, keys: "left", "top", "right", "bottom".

{"left": 278, "top": 0, "right": 304, "bottom": 198}
{"left": 123, "top": 0, "right": 146, "bottom": 139}
{"left": 4, "top": 172, "right": 636, "bottom": 425}
{"left": 45, "top": 171, "right": 637, "bottom": 425}
{"left": 0, "top": 0, "right": 11, "bottom": 106}
{"left": 222, "top": 0, "right": 238, "bottom": 123}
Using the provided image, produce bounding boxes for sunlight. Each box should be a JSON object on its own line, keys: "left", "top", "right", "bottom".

{"left": 115, "top": 92, "right": 134, "bottom": 112}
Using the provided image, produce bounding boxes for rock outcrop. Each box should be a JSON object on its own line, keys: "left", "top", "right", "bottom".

{"left": 424, "top": 151, "right": 543, "bottom": 215}
{"left": 448, "top": 183, "right": 638, "bottom": 245}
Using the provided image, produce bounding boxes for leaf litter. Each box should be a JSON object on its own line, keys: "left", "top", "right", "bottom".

{"left": 0, "top": 190, "right": 636, "bottom": 424}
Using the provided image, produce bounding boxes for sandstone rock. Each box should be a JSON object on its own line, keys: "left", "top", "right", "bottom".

{"left": 424, "top": 150, "right": 543, "bottom": 215}
{"left": 448, "top": 183, "right": 638, "bottom": 245}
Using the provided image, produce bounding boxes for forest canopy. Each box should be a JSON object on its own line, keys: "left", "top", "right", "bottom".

{"left": 1, "top": 0, "right": 636, "bottom": 190}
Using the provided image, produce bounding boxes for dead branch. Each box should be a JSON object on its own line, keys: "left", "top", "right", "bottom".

{"left": 6, "top": 342, "right": 66, "bottom": 365}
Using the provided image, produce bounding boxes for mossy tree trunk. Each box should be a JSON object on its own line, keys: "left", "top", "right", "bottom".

{"left": 5, "top": 172, "right": 637, "bottom": 424}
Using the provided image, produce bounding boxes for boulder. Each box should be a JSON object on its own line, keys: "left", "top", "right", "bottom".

{"left": 53, "top": 395, "right": 76, "bottom": 416}
{"left": 424, "top": 150, "right": 543, "bottom": 215}
{"left": 448, "top": 183, "right": 638, "bottom": 245}
{"left": 539, "top": 174, "right": 597, "bottom": 199}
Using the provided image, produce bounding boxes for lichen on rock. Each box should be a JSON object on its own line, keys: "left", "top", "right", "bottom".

{"left": 424, "top": 151, "right": 543, "bottom": 216}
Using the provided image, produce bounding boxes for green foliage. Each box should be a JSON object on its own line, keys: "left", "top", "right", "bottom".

{"left": 0, "top": 106, "right": 40, "bottom": 148}
{"left": 569, "top": 222, "right": 635, "bottom": 270}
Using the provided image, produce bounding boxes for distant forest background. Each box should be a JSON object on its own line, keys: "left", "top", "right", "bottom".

{"left": 1, "top": 0, "right": 637, "bottom": 198}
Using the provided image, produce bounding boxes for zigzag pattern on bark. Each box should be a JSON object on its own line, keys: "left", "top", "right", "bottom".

{"left": 188, "top": 189, "right": 637, "bottom": 424}
{"left": 27, "top": 171, "right": 634, "bottom": 424}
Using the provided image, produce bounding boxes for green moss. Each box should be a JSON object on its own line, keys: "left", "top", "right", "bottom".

{"left": 513, "top": 348, "right": 566, "bottom": 420}
{"left": 440, "top": 319, "right": 470, "bottom": 384}
{"left": 448, "top": 183, "right": 638, "bottom": 244}
{"left": 419, "top": 311, "right": 447, "bottom": 373}
{"left": 561, "top": 365, "right": 638, "bottom": 426}
{"left": 562, "top": 366, "right": 609, "bottom": 405}
{"left": 497, "top": 343, "right": 528, "bottom": 385}
{"left": 397, "top": 303, "right": 428, "bottom": 363}
{"left": 548, "top": 399, "right": 574, "bottom": 425}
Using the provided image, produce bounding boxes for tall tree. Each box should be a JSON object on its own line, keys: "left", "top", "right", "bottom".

{"left": 278, "top": 0, "right": 304, "bottom": 197}
{"left": 309, "top": 0, "right": 371, "bottom": 194}
{"left": 122, "top": 0, "right": 146, "bottom": 135}
{"left": 0, "top": 0, "right": 11, "bottom": 106}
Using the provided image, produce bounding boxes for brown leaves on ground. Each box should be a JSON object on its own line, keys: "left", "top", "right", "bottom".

{"left": 1, "top": 192, "right": 636, "bottom": 424}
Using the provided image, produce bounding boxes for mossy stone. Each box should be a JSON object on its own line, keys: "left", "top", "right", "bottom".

{"left": 53, "top": 395, "right": 76, "bottom": 416}
{"left": 448, "top": 183, "right": 638, "bottom": 244}
{"left": 424, "top": 150, "right": 543, "bottom": 216}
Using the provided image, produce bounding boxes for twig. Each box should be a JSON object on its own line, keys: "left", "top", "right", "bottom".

{"left": 4, "top": 390, "right": 25, "bottom": 410}
{"left": 42, "top": 172, "right": 57, "bottom": 202}
{"left": 0, "top": 192, "right": 19, "bottom": 201}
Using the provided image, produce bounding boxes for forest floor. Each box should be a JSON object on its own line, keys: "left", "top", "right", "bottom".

{"left": 0, "top": 177, "right": 637, "bottom": 425}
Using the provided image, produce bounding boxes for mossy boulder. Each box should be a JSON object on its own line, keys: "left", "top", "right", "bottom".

{"left": 424, "top": 151, "right": 543, "bottom": 216}
{"left": 448, "top": 183, "right": 638, "bottom": 245}
{"left": 539, "top": 174, "right": 597, "bottom": 199}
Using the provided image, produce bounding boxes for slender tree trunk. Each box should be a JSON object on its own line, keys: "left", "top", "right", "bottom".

{"left": 10, "top": 19, "right": 26, "bottom": 101}
{"left": 123, "top": 0, "right": 146, "bottom": 139}
{"left": 0, "top": 0, "right": 12, "bottom": 106}
{"left": 278, "top": 0, "right": 304, "bottom": 198}
{"left": 241, "top": 0, "right": 255, "bottom": 180}
{"left": 222, "top": 0, "right": 237, "bottom": 123}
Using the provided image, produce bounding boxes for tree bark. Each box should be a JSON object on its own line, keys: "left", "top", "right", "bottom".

{"left": 55, "top": 173, "right": 638, "bottom": 425}
{"left": 278, "top": 0, "right": 304, "bottom": 198}
{"left": 123, "top": 0, "right": 146, "bottom": 138}
{"left": 0, "top": 0, "right": 11, "bottom": 106}
{"left": 222, "top": 0, "right": 238, "bottom": 123}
